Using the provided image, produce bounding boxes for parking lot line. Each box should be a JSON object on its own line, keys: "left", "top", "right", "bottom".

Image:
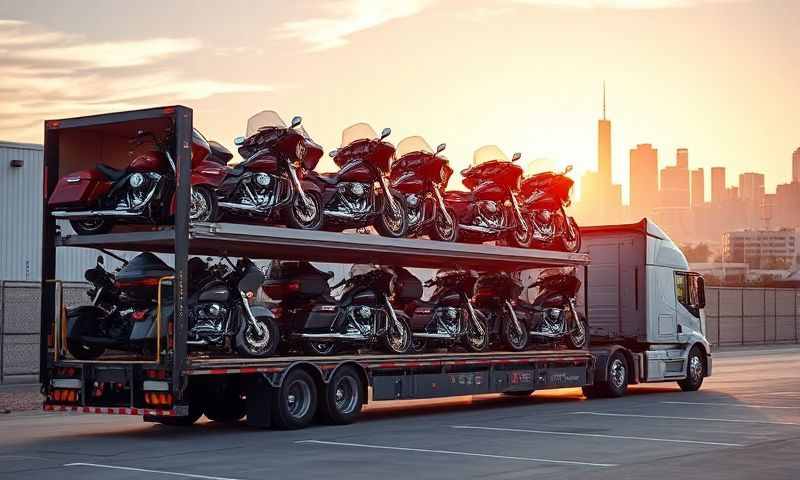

{"left": 450, "top": 425, "right": 744, "bottom": 447}
{"left": 662, "top": 401, "right": 800, "bottom": 409}
{"left": 295, "top": 440, "right": 617, "bottom": 467}
{"left": 736, "top": 391, "right": 800, "bottom": 397}
{"left": 571, "top": 412, "right": 800, "bottom": 426}
{"left": 64, "top": 463, "right": 243, "bottom": 480}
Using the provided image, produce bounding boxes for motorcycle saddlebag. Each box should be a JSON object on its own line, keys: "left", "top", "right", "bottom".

{"left": 115, "top": 253, "right": 175, "bottom": 302}
{"left": 48, "top": 170, "right": 111, "bottom": 207}
{"left": 393, "top": 267, "right": 423, "bottom": 304}
{"left": 263, "top": 261, "right": 331, "bottom": 300}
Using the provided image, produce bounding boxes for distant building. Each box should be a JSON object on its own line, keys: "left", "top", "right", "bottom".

{"left": 738, "top": 172, "right": 765, "bottom": 203}
{"left": 793, "top": 147, "right": 800, "bottom": 183}
{"left": 710, "top": 166, "right": 726, "bottom": 205}
{"left": 629, "top": 143, "right": 659, "bottom": 218}
{"left": 691, "top": 168, "right": 704, "bottom": 207}
{"left": 676, "top": 147, "right": 689, "bottom": 169}
{"left": 722, "top": 228, "right": 799, "bottom": 269}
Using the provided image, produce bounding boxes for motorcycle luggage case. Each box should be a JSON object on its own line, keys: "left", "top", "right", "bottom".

{"left": 295, "top": 304, "right": 338, "bottom": 331}
{"left": 393, "top": 267, "right": 423, "bottom": 304}
{"left": 115, "top": 253, "right": 174, "bottom": 302}
{"left": 263, "top": 261, "right": 331, "bottom": 300}
{"left": 48, "top": 170, "right": 111, "bottom": 207}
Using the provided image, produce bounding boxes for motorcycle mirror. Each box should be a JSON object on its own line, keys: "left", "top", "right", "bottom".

{"left": 564, "top": 164, "right": 573, "bottom": 174}
{"left": 380, "top": 127, "right": 391, "bottom": 140}
{"left": 234, "top": 136, "right": 245, "bottom": 146}
{"left": 291, "top": 116, "right": 302, "bottom": 128}
{"left": 329, "top": 149, "right": 339, "bottom": 158}
{"left": 436, "top": 143, "right": 446, "bottom": 154}
{"left": 511, "top": 152, "right": 522, "bottom": 162}
{"left": 96, "top": 255, "right": 104, "bottom": 265}
{"left": 136, "top": 129, "right": 145, "bottom": 136}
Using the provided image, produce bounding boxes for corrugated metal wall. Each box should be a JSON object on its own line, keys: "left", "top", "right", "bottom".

{"left": 0, "top": 141, "right": 139, "bottom": 281}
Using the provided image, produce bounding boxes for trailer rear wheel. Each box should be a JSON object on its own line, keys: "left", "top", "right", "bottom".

{"left": 205, "top": 386, "right": 246, "bottom": 423}
{"left": 271, "top": 369, "right": 318, "bottom": 429}
{"left": 677, "top": 346, "right": 705, "bottom": 392}
{"left": 319, "top": 366, "right": 364, "bottom": 425}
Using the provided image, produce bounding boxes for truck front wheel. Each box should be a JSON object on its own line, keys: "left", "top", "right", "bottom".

{"left": 678, "top": 346, "right": 705, "bottom": 392}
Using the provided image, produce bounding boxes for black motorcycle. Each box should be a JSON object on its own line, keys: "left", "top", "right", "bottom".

{"left": 66, "top": 253, "right": 172, "bottom": 360}
{"left": 186, "top": 257, "right": 280, "bottom": 357}
{"left": 263, "top": 261, "right": 414, "bottom": 355}
{"left": 474, "top": 270, "right": 587, "bottom": 350}
{"left": 405, "top": 269, "right": 489, "bottom": 353}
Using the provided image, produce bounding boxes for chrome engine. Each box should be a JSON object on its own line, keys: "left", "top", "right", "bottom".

{"left": 188, "top": 302, "right": 229, "bottom": 344}
{"left": 529, "top": 208, "right": 556, "bottom": 241}
{"left": 344, "top": 304, "right": 380, "bottom": 337}
{"left": 538, "top": 307, "right": 566, "bottom": 335}
{"left": 237, "top": 173, "right": 289, "bottom": 212}
{"left": 474, "top": 200, "right": 505, "bottom": 230}
{"left": 405, "top": 193, "right": 423, "bottom": 227}
{"left": 116, "top": 172, "right": 161, "bottom": 211}
{"left": 434, "top": 307, "right": 461, "bottom": 336}
{"left": 328, "top": 182, "right": 373, "bottom": 217}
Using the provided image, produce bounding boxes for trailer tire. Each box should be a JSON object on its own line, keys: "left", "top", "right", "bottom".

{"left": 677, "top": 345, "right": 705, "bottom": 392}
{"left": 585, "top": 351, "right": 628, "bottom": 398}
{"left": 319, "top": 366, "right": 364, "bottom": 425}
{"left": 271, "top": 369, "right": 318, "bottom": 429}
{"left": 205, "top": 387, "right": 246, "bottom": 423}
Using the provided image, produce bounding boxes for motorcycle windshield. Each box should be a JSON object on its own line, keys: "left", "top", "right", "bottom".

{"left": 245, "top": 110, "right": 287, "bottom": 138}
{"left": 472, "top": 145, "right": 509, "bottom": 166}
{"left": 396, "top": 136, "right": 433, "bottom": 158}
{"left": 341, "top": 122, "right": 378, "bottom": 147}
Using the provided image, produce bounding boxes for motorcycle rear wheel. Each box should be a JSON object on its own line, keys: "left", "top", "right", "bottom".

{"left": 66, "top": 339, "right": 105, "bottom": 360}
{"left": 189, "top": 186, "right": 217, "bottom": 223}
{"left": 69, "top": 218, "right": 113, "bottom": 236}
{"left": 374, "top": 192, "right": 408, "bottom": 238}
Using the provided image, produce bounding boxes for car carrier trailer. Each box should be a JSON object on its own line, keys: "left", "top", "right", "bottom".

{"left": 39, "top": 106, "right": 711, "bottom": 429}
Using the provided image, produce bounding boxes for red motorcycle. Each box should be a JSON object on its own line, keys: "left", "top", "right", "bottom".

{"left": 445, "top": 145, "right": 532, "bottom": 247}
{"left": 48, "top": 127, "right": 226, "bottom": 235}
{"left": 307, "top": 123, "right": 408, "bottom": 237}
{"left": 519, "top": 165, "right": 581, "bottom": 252}
{"left": 218, "top": 111, "right": 324, "bottom": 229}
{"left": 389, "top": 136, "right": 457, "bottom": 241}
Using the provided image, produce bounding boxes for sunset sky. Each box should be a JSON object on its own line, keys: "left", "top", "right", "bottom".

{"left": 1, "top": 0, "right": 797, "bottom": 201}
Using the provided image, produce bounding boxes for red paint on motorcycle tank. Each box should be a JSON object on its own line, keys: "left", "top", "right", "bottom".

{"left": 191, "top": 129, "right": 211, "bottom": 169}
{"left": 247, "top": 155, "right": 280, "bottom": 173}
{"left": 335, "top": 162, "right": 375, "bottom": 183}
{"left": 48, "top": 170, "right": 112, "bottom": 206}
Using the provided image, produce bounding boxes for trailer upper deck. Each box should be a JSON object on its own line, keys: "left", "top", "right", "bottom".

{"left": 56, "top": 222, "right": 591, "bottom": 271}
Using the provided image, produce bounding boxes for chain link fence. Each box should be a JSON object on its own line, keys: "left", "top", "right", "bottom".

{"left": 1, "top": 283, "right": 797, "bottom": 384}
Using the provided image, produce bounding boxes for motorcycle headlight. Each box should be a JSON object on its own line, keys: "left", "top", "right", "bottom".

{"left": 254, "top": 173, "right": 271, "bottom": 187}
{"left": 295, "top": 141, "right": 307, "bottom": 160}
{"left": 129, "top": 173, "right": 145, "bottom": 188}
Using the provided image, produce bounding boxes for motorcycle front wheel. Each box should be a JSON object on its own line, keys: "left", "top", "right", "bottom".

{"left": 507, "top": 216, "right": 533, "bottom": 248}
{"left": 502, "top": 315, "right": 529, "bottom": 351}
{"left": 235, "top": 316, "right": 279, "bottom": 357}
{"left": 287, "top": 191, "right": 323, "bottom": 230}
{"left": 566, "top": 314, "right": 588, "bottom": 349}
{"left": 382, "top": 312, "right": 412, "bottom": 354}
{"left": 462, "top": 311, "right": 490, "bottom": 352}
{"left": 560, "top": 216, "right": 582, "bottom": 253}
{"left": 374, "top": 192, "right": 408, "bottom": 238}
{"left": 69, "top": 218, "right": 114, "bottom": 236}
{"left": 430, "top": 207, "right": 458, "bottom": 242}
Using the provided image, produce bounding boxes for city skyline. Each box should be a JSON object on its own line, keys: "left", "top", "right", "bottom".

{"left": 0, "top": 0, "right": 798, "bottom": 199}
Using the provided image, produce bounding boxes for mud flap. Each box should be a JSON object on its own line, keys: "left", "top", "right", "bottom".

{"left": 246, "top": 375, "right": 273, "bottom": 428}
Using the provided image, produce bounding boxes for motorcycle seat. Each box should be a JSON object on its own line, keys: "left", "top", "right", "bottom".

{"left": 208, "top": 140, "right": 233, "bottom": 163}
{"left": 96, "top": 164, "right": 127, "bottom": 181}
{"left": 444, "top": 190, "right": 473, "bottom": 202}
{"left": 412, "top": 299, "right": 438, "bottom": 310}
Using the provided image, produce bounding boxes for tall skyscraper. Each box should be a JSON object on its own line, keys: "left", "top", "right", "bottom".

{"left": 691, "top": 168, "right": 705, "bottom": 207}
{"left": 711, "top": 167, "right": 726, "bottom": 204}
{"left": 793, "top": 147, "right": 800, "bottom": 183}
{"left": 676, "top": 148, "right": 689, "bottom": 169}
{"left": 739, "top": 172, "right": 765, "bottom": 202}
{"left": 597, "top": 82, "right": 612, "bottom": 182}
{"left": 629, "top": 143, "right": 658, "bottom": 216}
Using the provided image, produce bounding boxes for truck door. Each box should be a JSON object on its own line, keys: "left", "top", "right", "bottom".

{"left": 674, "top": 272, "right": 705, "bottom": 341}
{"left": 651, "top": 267, "right": 678, "bottom": 342}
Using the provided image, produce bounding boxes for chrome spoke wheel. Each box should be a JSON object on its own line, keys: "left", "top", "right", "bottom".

{"left": 294, "top": 195, "right": 318, "bottom": 225}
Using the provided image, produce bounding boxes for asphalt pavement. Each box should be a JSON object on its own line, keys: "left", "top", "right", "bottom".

{"left": 1, "top": 346, "right": 799, "bottom": 480}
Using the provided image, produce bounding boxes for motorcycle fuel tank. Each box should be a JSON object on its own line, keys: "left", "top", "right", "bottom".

{"left": 128, "top": 150, "right": 169, "bottom": 173}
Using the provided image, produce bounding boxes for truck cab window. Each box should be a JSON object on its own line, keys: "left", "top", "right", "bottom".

{"left": 675, "top": 272, "right": 703, "bottom": 318}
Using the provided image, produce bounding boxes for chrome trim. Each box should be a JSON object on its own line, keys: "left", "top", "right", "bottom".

{"left": 142, "top": 380, "right": 170, "bottom": 392}
{"left": 51, "top": 378, "right": 81, "bottom": 389}
{"left": 432, "top": 188, "right": 454, "bottom": 227}
{"left": 297, "top": 333, "right": 368, "bottom": 341}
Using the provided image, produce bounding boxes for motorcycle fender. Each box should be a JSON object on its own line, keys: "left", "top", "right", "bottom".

{"left": 299, "top": 179, "right": 322, "bottom": 195}
{"left": 191, "top": 166, "right": 227, "bottom": 189}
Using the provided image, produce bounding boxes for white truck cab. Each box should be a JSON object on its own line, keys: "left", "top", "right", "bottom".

{"left": 578, "top": 218, "right": 711, "bottom": 386}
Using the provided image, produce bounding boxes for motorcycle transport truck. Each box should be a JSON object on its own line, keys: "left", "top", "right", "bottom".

{"left": 39, "top": 106, "right": 711, "bottom": 429}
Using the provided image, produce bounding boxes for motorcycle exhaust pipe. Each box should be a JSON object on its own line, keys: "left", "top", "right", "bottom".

{"left": 528, "top": 331, "right": 565, "bottom": 339}
{"left": 186, "top": 339, "right": 209, "bottom": 345}
{"left": 412, "top": 332, "right": 454, "bottom": 339}
{"left": 52, "top": 209, "right": 143, "bottom": 218}
{"left": 218, "top": 201, "right": 269, "bottom": 213}
{"left": 296, "top": 333, "right": 368, "bottom": 341}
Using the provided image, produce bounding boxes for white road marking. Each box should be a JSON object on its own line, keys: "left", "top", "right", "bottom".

{"left": 571, "top": 412, "right": 800, "bottom": 426}
{"left": 450, "top": 425, "right": 744, "bottom": 447}
{"left": 295, "top": 439, "right": 617, "bottom": 467}
{"left": 64, "top": 463, "right": 243, "bottom": 480}
{"left": 736, "top": 391, "right": 800, "bottom": 397}
{"left": 662, "top": 401, "right": 800, "bottom": 409}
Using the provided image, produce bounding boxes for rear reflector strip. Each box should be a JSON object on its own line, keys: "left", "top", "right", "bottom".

{"left": 142, "top": 380, "right": 170, "bottom": 391}
{"left": 43, "top": 404, "right": 176, "bottom": 417}
{"left": 51, "top": 378, "right": 81, "bottom": 389}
